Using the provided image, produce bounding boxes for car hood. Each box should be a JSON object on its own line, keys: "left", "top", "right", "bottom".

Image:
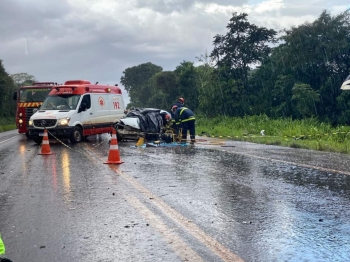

{"left": 120, "top": 118, "right": 140, "bottom": 129}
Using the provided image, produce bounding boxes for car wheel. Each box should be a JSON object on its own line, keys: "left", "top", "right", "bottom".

{"left": 70, "top": 126, "right": 83, "bottom": 143}
{"left": 33, "top": 136, "right": 43, "bottom": 144}
{"left": 117, "top": 133, "right": 123, "bottom": 142}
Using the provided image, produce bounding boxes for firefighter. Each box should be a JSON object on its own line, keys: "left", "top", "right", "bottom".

{"left": 173, "top": 97, "right": 185, "bottom": 108}
{"left": 170, "top": 98, "right": 185, "bottom": 134}
{"left": 171, "top": 105, "right": 196, "bottom": 144}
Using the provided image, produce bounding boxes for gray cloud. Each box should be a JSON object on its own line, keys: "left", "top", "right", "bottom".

{"left": 197, "top": 0, "right": 248, "bottom": 6}
{"left": 0, "top": 0, "right": 347, "bottom": 105}
{"left": 135, "top": 0, "right": 196, "bottom": 13}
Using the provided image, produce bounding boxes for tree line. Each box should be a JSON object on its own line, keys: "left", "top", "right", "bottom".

{"left": 121, "top": 9, "right": 350, "bottom": 125}
{"left": 0, "top": 63, "right": 35, "bottom": 120}
{"left": 1, "top": 9, "right": 349, "bottom": 125}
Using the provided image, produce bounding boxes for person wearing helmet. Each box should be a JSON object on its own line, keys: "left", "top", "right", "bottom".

{"left": 173, "top": 97, "right": 184, "bottom": 108}
{"left": 172, "top": 105, "right": 196, "bottom": 144}
{"left": 170, "top": 97, "right": 185, "bottom": 133}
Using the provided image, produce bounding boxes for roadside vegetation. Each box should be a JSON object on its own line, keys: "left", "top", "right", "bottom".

{"left": 1, "top": 9, "right": 350, "bottom": 154}
{"left": 2, "top": 114, "right": 350, "bottom": 154}
{"left": 0, "top": 117, "right": 16, "bottom": 132}
{"left": 196, "top": 115, "right": 350, "bottom": 154}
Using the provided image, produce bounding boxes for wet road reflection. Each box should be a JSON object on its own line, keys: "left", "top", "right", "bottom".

{"left": 116, "top": 143, "right": 350, "bottom": 261}
{"left": 61, "top": 149, "right": 71, "bottom": 197}
{"left": 0, "top": 131, "right": 350, "bottom": 261}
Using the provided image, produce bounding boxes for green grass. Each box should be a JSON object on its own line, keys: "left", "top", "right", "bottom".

{"left": 2, "top": 114, "right": 350, "bottom": 154}
{"left": 196, "top": 114, "right": 350, "bottom": 154}
{"left": 0, "top": 124, "right": 16, "bottom": 132}
{"left": 0, "top": 117, "right": 16, "bottom": 132}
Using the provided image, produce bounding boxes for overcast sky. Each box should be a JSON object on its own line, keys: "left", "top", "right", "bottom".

{"left": 0, "top": 0, "right": 348, "bottom": 104}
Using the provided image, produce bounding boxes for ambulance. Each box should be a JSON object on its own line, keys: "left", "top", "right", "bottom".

{"left": 28, "top": 80, "right": 125, "bottom": 144}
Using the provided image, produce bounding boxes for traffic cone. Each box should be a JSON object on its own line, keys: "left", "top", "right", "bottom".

{"left": 104, "top": 129, "right": 124, "bottom": 164}
{"left": 38, "top": 129, "right": 52, "bottom": 155}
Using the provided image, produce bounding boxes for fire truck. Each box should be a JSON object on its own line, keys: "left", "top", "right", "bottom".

{"left": 13, "top": 82, "right": 57, "bottom": 138}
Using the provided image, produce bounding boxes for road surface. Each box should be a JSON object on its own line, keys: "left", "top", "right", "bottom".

{"left": 0, "top": 130, "right": 349, "bottom": 261}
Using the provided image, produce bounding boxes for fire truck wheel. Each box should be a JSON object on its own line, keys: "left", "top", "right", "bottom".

{"left": 33, "top": 136, "right": 43, "bottom": 145}
{"left": 70, "top": 126, "right": 83, "bottom": 143}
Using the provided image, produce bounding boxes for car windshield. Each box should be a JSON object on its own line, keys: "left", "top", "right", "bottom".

{"left": 41, "top": 95, "right": 81, "bottom": 110}
{"left": 19, "top": 88, "right": 52, "bottom": 102}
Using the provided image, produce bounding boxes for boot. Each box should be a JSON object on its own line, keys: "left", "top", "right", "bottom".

{"left": 0, "top": 258, "right": 14, "bottom": 262}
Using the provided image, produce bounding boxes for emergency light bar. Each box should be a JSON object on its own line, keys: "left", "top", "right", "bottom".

{"left": 33, "top": 82, "right": 56, "bottom": 85}
{"left": 55, "top": 86, "right": 77, "bottom": 91}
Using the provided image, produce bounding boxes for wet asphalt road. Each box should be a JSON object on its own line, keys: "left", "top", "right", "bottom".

{"left": 0, "top": 129, "right": 350, "bottom": 262}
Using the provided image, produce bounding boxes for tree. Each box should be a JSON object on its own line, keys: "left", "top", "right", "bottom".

{"left": 10, "top": 73, "right": 36, "bottom": 87}
{"left": 120, "top": 62, "right": 162, "bottom": 107}
{"left": 0, "top": 60, "right": 16, "bottom": 119}
{"left": 152, "top": 71, "right": 178, "bottom": 109}
{"left": 277, "top": 10, "right": 350, "bottom": 121}
{"left": 211, "top": 12, "right": 277, "bottom": 86}
{"left": 174, "top": 61, "right": 199, "bottom": 111}
{"left": 292, "top": 83, "right": 320, "bottom": 118}
{"left": 210, "top": 12, "right": 277, "bottom": 116}
{"left": 195, "top": 52, "right": 217, "bottom": 115}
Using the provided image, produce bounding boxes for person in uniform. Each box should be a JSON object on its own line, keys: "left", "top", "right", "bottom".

{"left": 171, "top": 105, "right": 196, "bottom": 144}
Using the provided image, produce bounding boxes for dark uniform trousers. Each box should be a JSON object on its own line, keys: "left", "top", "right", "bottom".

{"left": 181, "top": 119, "right": 195, "bottom": 141}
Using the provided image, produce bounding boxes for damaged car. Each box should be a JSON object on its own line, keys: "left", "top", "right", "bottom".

{"left": 114, "top": 108, "right": 174, "bottom": 142}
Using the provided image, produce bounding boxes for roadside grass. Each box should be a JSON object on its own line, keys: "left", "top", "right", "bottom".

{"left": 196, "top": 114, "right": 350, "bottom": 154}
{"left": 0, "top": 117, "right": 16, "bottom": 132}
{"left": 2, "top": 114, "right": 350, "bottom": 154}
{"left": 0, "top": 124, "right": 16, "bottom": 132}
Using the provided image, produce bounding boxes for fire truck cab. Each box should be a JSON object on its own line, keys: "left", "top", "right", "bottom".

{"left": 28, "top": 80, "right": 125, "bottom": 144}
{"left": 13, "top": 82, "right": 56, "bottom": 138}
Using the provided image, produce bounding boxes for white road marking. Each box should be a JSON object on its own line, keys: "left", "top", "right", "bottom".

{"left": 0, "top": 135, "right": 20, "bottom": 145}
{"left": 126, "top": 194, "right": 205, "bottom": 262}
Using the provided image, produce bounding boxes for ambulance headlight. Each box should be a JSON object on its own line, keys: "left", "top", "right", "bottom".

{"left": 29, "top": 120, "right": 33, "bottom": 126}
{"left": 19, "top": 119, "right": 23, "bottom": 124}
{"left": 58, "top": 117, "right": 70, "bottom": 126}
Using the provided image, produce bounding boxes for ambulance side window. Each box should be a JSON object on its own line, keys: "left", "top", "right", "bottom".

{"left": 80, "top": 95, "right": 91, "bottom": 112}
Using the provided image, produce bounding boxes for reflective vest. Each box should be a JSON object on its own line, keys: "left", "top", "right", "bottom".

{"left": 0, "top": 233, "right": 5, "bottom": 254}
{"left": 179, "top": 107, "right": 195, "bottom": 122}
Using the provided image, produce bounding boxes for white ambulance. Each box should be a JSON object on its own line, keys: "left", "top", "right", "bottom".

{"left": 28, "top": 80, "right": 125, "bottom": 144}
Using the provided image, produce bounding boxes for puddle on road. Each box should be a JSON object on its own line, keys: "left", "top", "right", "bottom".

{"left": 120, "top": 144, "right": 350, "bottom": 261}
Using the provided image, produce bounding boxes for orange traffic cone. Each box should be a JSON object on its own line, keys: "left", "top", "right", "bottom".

{"left": 38, "top": 129, "right": 52, "bottom": 155}
{"left": 104, "top": 129, "right": 124, "bottom": 164}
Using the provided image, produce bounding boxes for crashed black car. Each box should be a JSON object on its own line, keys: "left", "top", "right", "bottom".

{"left": 114, "top": 108, "right": 172, "bottom": 142}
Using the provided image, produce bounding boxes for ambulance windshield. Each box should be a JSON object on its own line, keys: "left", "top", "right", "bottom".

{"left": 41, "top": 95, "right": 81, "bottom": 110}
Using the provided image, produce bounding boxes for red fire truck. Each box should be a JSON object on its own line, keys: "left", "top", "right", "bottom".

{"left": 13, "top": 82, "right": 57, "bottom": 138}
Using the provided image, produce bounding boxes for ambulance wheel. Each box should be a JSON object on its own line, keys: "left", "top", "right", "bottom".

{"left": 33, "top": 136, "right": 43, "bottom": 145}
{"left": 70, "top": 126, "right": 83, "bottom": 143}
